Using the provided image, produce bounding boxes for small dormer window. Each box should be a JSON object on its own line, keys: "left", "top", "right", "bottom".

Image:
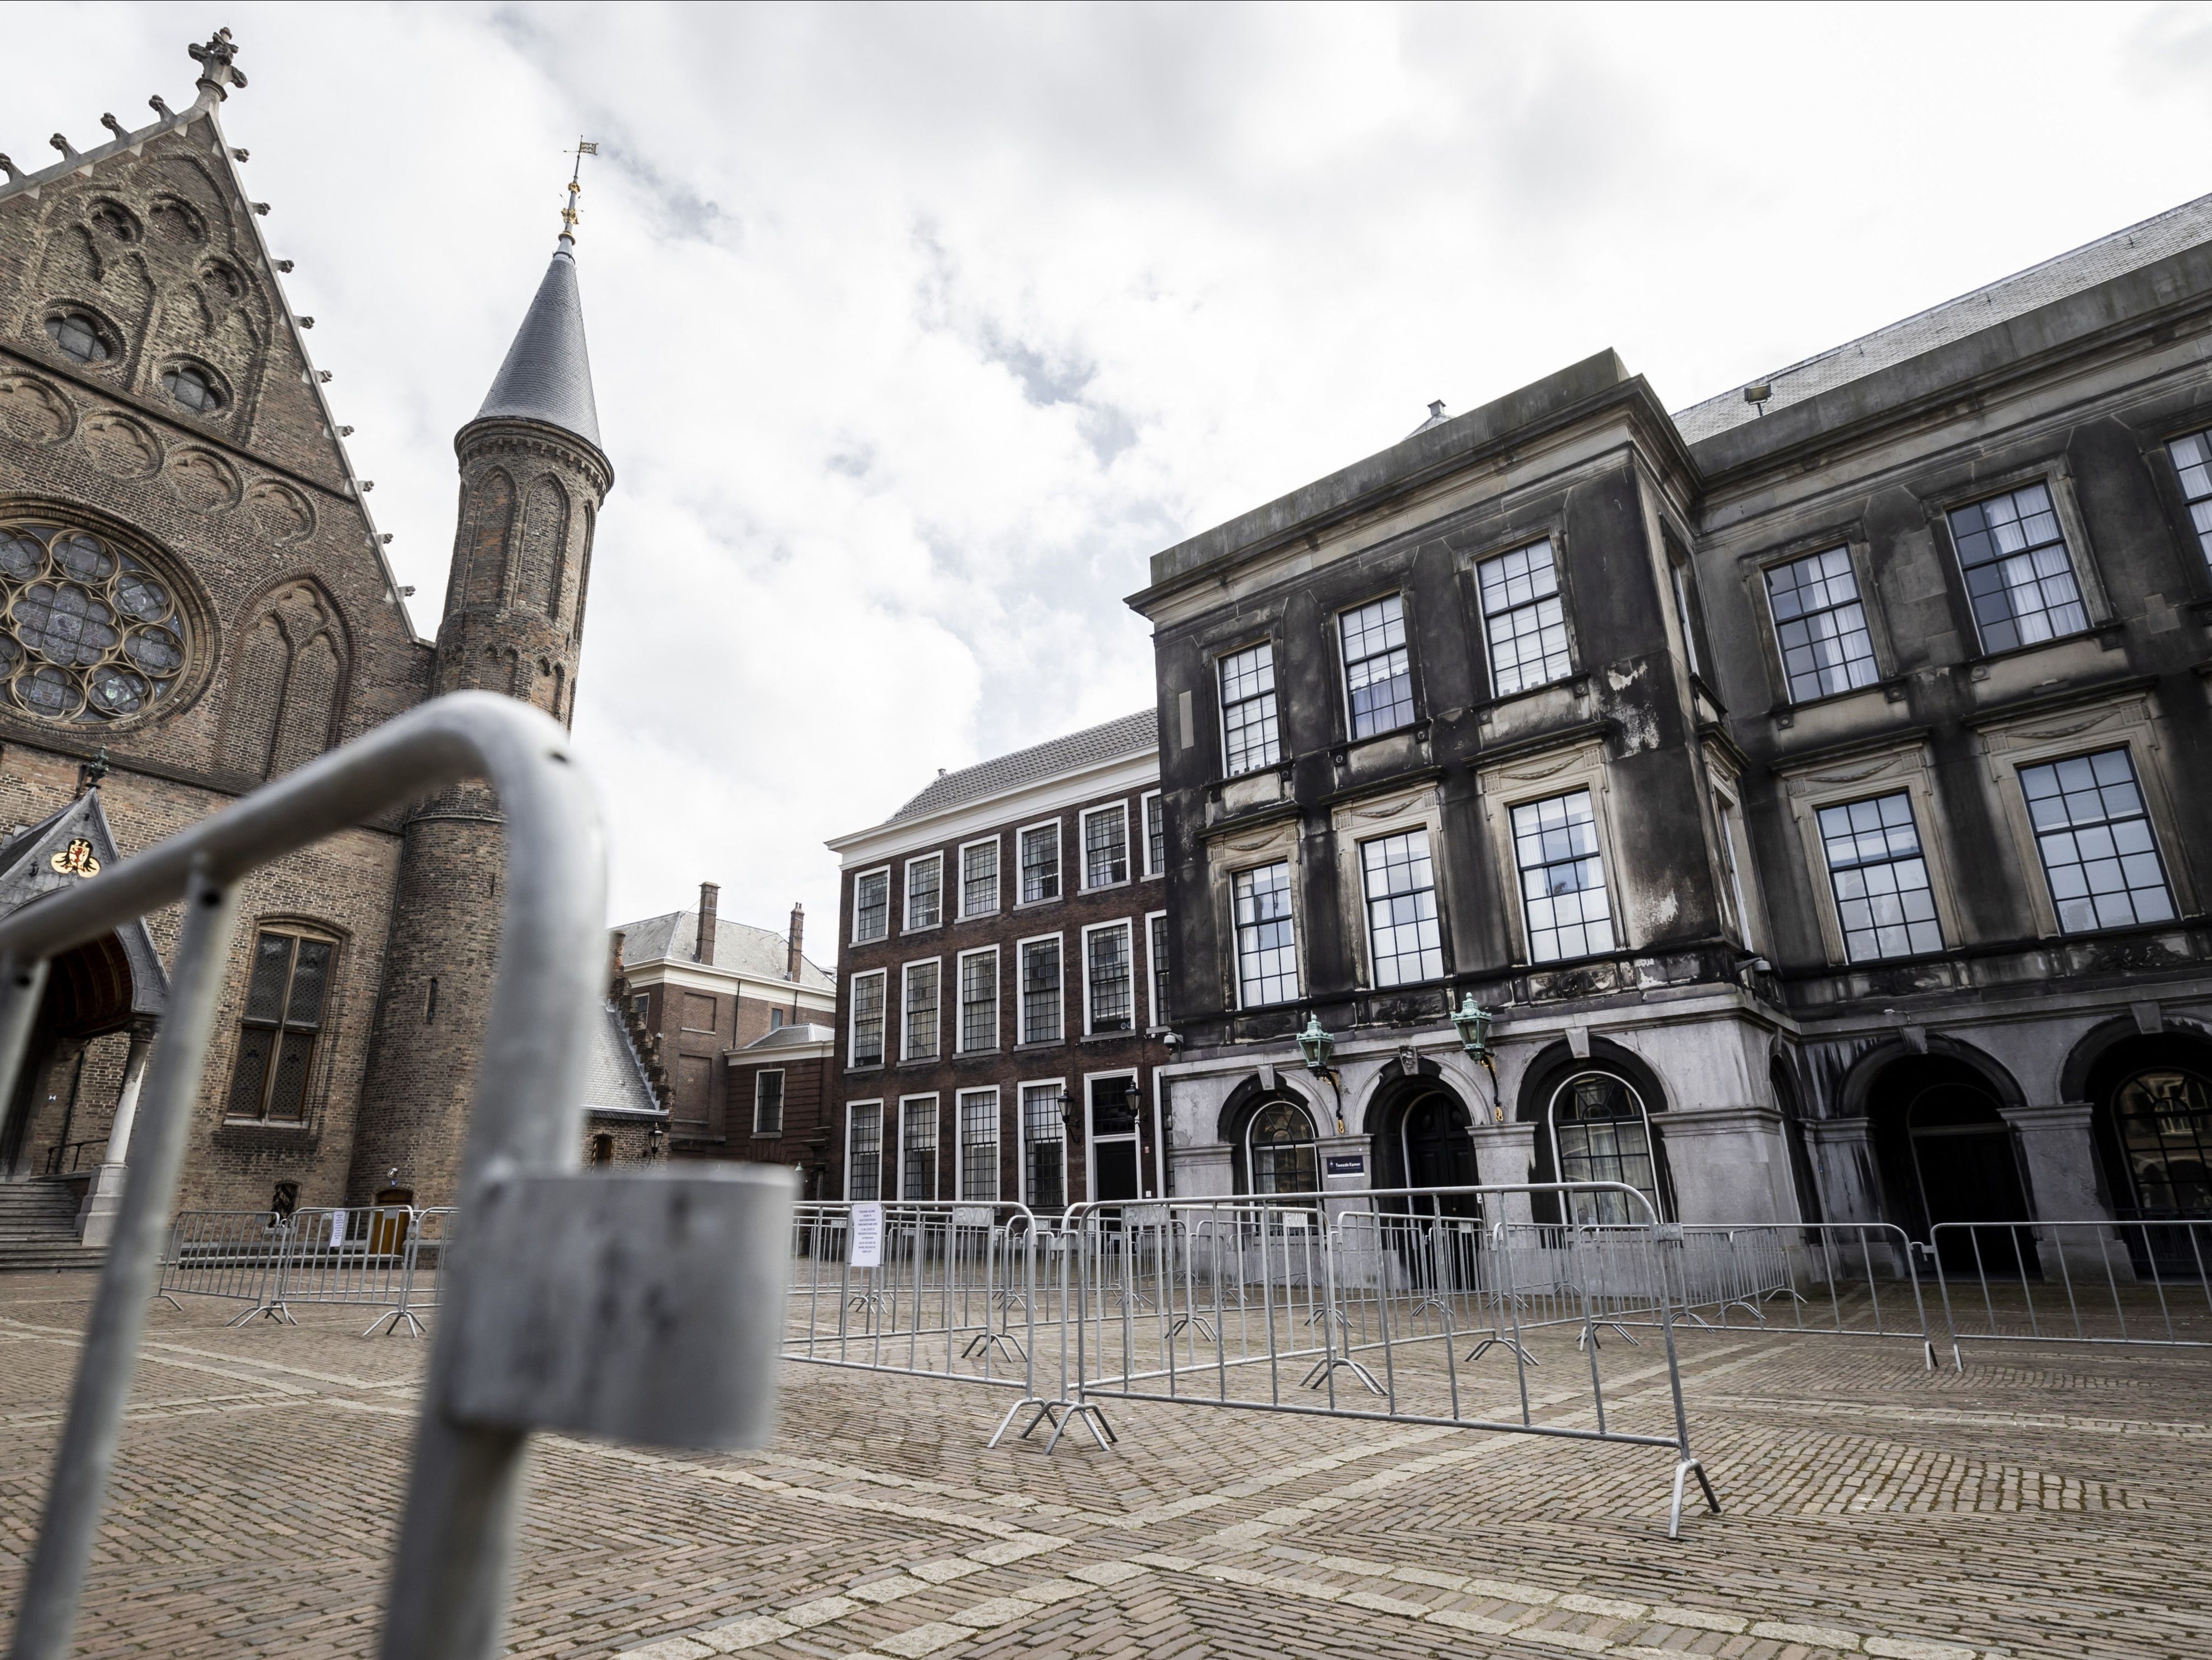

{"left": 45, "top": 312, "right": 112, "bottom": 364}
{"left": 163, "top": 363, "right": 222, "bottom": 414}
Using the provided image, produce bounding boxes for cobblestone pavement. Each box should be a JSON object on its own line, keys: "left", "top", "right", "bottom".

{"left": 2, "top": 1273, "right": 2207, "bottom": 1659}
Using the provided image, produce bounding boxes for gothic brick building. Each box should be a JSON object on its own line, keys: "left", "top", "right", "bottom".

{"left": 1133, "top": 191, "right": 2212, "bottom": 1244}
{"left": 0, "top": 30, "right": 658, "bottom": 1256}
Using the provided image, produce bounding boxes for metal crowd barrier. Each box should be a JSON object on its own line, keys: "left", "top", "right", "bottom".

{"left": 1056, "top": 1183, "right": 1723, "bottom": 1539}
{"left": 2, "top": 692, "right": 796, "bottom": 1660}
{"left": 156, "top": 1206, "right": 453, "bottom": 1335}
{"left": 1931, "top": 1218, "right": 2212, "bottom": 1367}
{"left": 785, "top": 1201, "right": 1053, "bottom": 1441}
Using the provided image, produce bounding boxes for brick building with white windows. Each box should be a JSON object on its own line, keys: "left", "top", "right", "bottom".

{"left": 824, "top": 715, "right": 1172, "bottom": 1212}
{"left": 1131, "top": 190, "right": 2212, "bottom": 1247}
{"left": 610, "top": 888, "right": 837, "bottom": 1191}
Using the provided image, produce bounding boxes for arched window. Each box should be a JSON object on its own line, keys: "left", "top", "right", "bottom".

{"left": 44, "top": 310, "right": 113, "bottom": 364}
{"left": 1246, "top": 1099, "right": 1318, "bottom": 1196}
{"left": 224, "top": 926, "right": 339, "bottom": 1124}
{"left": 161, "top": 361, "right": 224, "bottom": 415}
{"left": 2112, "top": 1065, "right": 2212, "bottom": 1217}
{"left": 1549, "top": 1072, "right": 1662, "bottom": 1225}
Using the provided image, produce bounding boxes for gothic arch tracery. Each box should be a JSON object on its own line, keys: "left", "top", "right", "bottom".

{"left": 219, "top": 577, "right": 351, "bottom": 780}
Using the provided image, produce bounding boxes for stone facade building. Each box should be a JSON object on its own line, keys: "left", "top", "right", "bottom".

{"left": 825, "top": 716, "right": 1172, "bottom": 1211}
{"left": 611, "top": 888, "right": 837, "bottom": 1191}
{"left": 0, "top": 30, "right": 656, "bottom": 1253}
{"left": 1130, "top": 191, "right": 2212, "bottom": 1245}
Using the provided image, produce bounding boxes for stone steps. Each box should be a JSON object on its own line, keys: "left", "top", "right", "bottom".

{"left": 0, "top": 1180, "right": 105, "bottom": 1272}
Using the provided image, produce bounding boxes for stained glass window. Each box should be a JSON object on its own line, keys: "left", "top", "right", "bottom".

{"left": 43, "top": 311, "right": 111, "bottom": 364}
{"left": 0, "top": 522, "right": 193, "bottom": 725}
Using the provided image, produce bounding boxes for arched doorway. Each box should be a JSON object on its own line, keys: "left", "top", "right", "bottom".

{"left": 1367, "top": 1070, "right": 1478, "bottom": 1216}
{"left": 0, "top": 932, "right": 139, "bottom": 1179}
{"left": 1868, "top": 1053, "right": 2033, "bottom": 1272}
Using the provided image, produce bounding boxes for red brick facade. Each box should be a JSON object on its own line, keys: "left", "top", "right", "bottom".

{"left": 826, "top": 722, "right": 1171, "bottom": 1214}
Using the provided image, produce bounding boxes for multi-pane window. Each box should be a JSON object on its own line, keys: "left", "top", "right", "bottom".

{"left": 849, "top": 970, "right": 886, "bottom": 1067}
{"left": 847, "top": 1103, "right": 883, "bottom": 1201}
{"left": 1478, "top": 540, "right": 1572, "bottom": 697}
{"left": 1146, "top": 912, "right": 1170, "bottom": 1027}
{"left": 1815, "top": 791, "right": 1944, "bottom": 962}
{"left": 1019, "top": 822, "right": 1061, "bottom": 903}
{"left": 853, "top": 869, "right": 889, "bottom": 943}
{"left": 1713, "top": 791, "right": 1757, "bottom": 948}
{"left": 2019, "top": 749, "right": 2176, "bottom": 934}
{"left": 1361, "top": 830, "right": 1444, "bottom": 986}
{"left": 958, "top": 1089, "right": 1000, "bottom": 1201}
{"left": 901, "top": 961, "right": 940, "bottom": 1061}
{"left": 1765, "top": 547, "right": 1880, "bottom": 703}
{"left": 1233, "top": 862, "right": 1299, "bottom": 1007}
{"left": 1219, "top": 642, "right": 1282, "bottom": 775}
{"left": 1083, "top": 804, "right": 1129, "bottom": 889}
{"left": 1340, "top": 593, "right": 1414, "bottom": 738}
{"left": 2167, "top": 430, "right": 2212, "bottom": 568}
{"left": 1670, "top": 562, "right": 1708, "bottom": 680}
{"left": 960, "top": 838, "right": 999, "bottom": 917}
{"left": 1945, "top": 483, "right": 2088, "bottom": 652}
{"left": 1551, "top": 1074, "right": 1662, "bottom": 1226}
{"left": 1510, "top": 791, "right": 1615, "bottom": 963}
{"left": 1021, "top": 1083, "right": 1066, "bottom": 1213}
{"left": 905, "top": 854, "right": 943, "bottom": 931}
{"left": 900, "top": 1098, "right": 938, "bottom": 1200}
{"left": 1086, "top": 921, "right": 1134, "bottom": 1033}
{"left": 1144, "top": 792, "right": 1165, "bottom": 878}
{"left": 753, "top": 1071, "right": 784, "bottom": 1137}
{"left": 958, "top": 949, "right": 999, "bottom": 1052}
{"left": 225, "top": 928, "right": 335, "bottom": 1123}
{"left": 1019, "top": 937, "right": 1062, "bottom": 1045}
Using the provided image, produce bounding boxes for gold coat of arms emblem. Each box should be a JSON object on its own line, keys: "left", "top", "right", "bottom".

{"left": 50, "top": 838, "right": 101, "bottom": 879}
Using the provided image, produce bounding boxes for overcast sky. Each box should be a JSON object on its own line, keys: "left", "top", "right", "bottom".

{"left": 12, "top": 2, "right": 2212, "bottom": 956}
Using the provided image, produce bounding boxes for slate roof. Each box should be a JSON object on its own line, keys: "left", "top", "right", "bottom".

{"left": 886, "top": 711, "right": 1157, "bottom": 825}
{"left": 582, "top": 1002, "right": 663, "bottom": 1119}
{"left": 1673, "top": 189, "right": 2212, "bottom": 443}
{"left": 474, "top": 239, "right": 603, "bottom": 452}
{"left": 614, "top": 912, "right": 833, "bottom": 992}
{"left": 744, "top": 1023, "right": 836, "bottom": 1051}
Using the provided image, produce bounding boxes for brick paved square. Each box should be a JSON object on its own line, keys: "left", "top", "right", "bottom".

{"left": 2, "top": 1273, "right": 2206, "bottom": 1659}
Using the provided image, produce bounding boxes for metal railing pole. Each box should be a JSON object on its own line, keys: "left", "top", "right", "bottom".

{"left": 9, "top": 865, "right": 239, "bottom": 1660}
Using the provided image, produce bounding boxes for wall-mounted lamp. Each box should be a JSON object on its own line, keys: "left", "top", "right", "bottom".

{"left": 1450, "top": 994, "right": 1505, "bottom": 1124}
{"left": 1296, "top": 1014, "right": 1346, "bottom": 1134}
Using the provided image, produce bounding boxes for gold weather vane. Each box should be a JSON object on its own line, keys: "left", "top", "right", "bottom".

{"left": 562, "top": 139, "right": 598, "bottom": 240}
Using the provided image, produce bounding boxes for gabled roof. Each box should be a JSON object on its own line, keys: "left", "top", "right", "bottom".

{"left": 1, "top": 28, "right": 424, "bottom": 642}
{"left": 1672, "top": 188, "right": 2212, "bottom": 444}
{"left": 886, "top": 711, "right": 1157, "bottom": 825}
{"left": 0, "top": 790, "right": 168, "bottom": 1017}
{"left": 614, "top": 912, "right": 833, "bottom": 992}
{"left": 474, "top": 238, "right": 602, "bottom": 452}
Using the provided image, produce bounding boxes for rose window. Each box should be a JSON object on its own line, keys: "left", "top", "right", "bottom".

{"left": 0, "top": 522, "right": 192, "bottom": 723}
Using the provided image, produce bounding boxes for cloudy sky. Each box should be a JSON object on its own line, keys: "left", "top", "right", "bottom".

{"left": 13, "top": 2, "right": 2212, "bottom": 953}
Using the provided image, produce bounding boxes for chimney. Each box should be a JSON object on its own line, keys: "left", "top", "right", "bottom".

{"left": 786, "top": 903, "right": 805, "bottom": 982}
{"left": 695, "top": 882, "right": 719, "bottom": 964}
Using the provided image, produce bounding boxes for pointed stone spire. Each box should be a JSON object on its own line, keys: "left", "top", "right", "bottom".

{"left": 473, "top": 236, "right": 602, "bottom": 452}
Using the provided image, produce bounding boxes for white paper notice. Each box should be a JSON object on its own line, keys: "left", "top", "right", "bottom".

{"left": 848, "top": 1203, "right": 885, "bottom": 1268}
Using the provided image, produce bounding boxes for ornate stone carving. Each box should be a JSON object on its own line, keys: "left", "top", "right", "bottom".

{"left": 0, "top": 373, "right": 73, "bottom": 445}
{"left": 167, "top": 446, "right": 241, "bottom": 511}
{"left": 81, "top": 409, "right": 161, "bottom": 478}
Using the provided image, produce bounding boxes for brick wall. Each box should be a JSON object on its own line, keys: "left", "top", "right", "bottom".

{"left": 827, "top": 781, "right": 1171, "bottom": 1210}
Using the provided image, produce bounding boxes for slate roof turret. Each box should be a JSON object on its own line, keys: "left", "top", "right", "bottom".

{"left": 473, "top": 237, "right": 603, "bottom": 453}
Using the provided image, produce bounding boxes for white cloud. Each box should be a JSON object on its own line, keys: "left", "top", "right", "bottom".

{"left": 12, "top": 1, "right": 2211, "bottom": 956}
